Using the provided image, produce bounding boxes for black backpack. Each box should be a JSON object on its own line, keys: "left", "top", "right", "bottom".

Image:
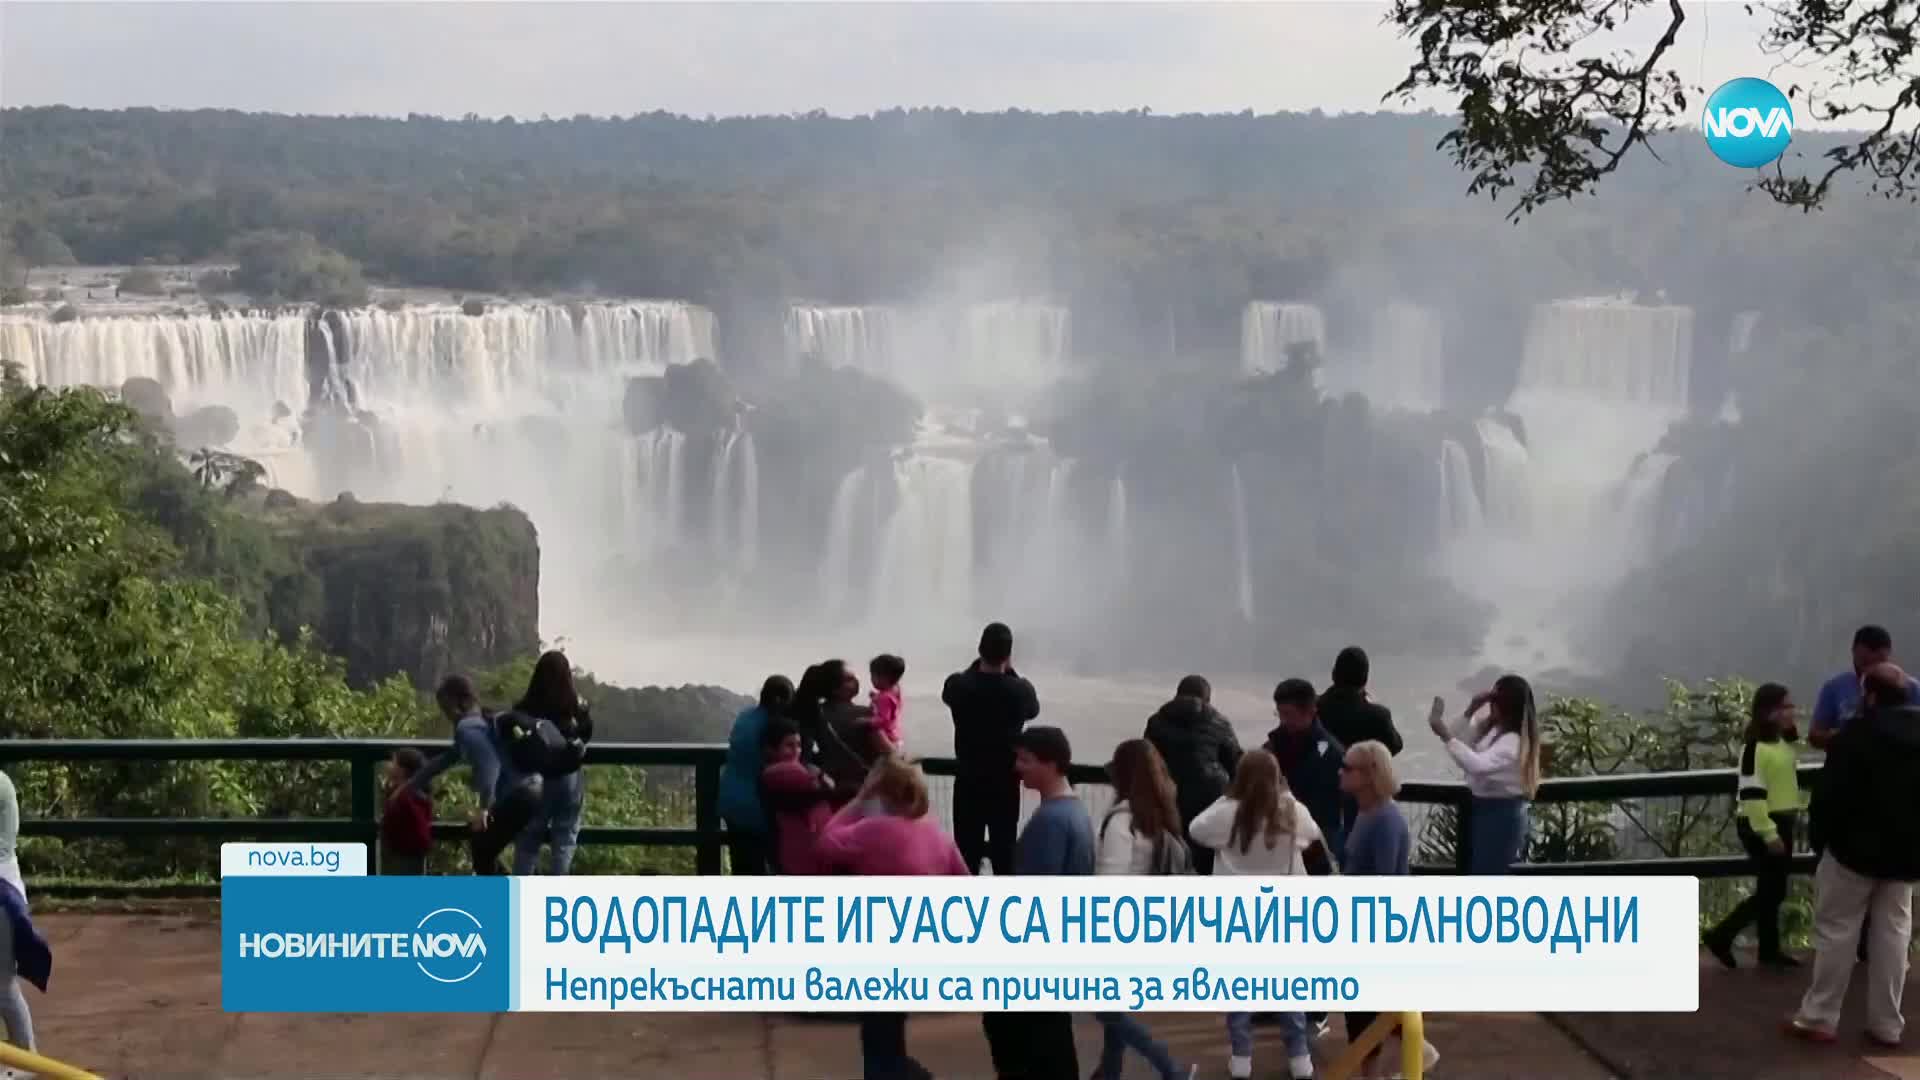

{"left": 496, "top": 709, "right": 586, "bottom": 778}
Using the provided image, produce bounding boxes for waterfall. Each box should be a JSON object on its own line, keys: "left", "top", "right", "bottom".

{"left": 785, "top": 306, "right": 895, "bottom": 374}
{"left": 1241, "top": 302, "right": 1326, "bottom": 375}
{"left": 1106, "top": 468, "right": 1131, "bottom": 585}
{"left": 635, "top": 427, "right": 688, "bottom": 552}
{"left": 1506, "top": 298, "right": 1691, "bottom": 538}
{"left": 1445, "top": 297, "right": 1696, "bottom": 673}
{"left": 1329, "top": 302, "right": 1444, "bottom": 412}
{"left": 1620, "top": 452, "right": 1679, "bottom": 564}
{"left": 819, "top": 467, "right": 870, "bottom": 619}
{"left": 0, "top": 311, "right": 310, "bottom": 418}
{"left": 962, "top": 302, "right": 1071, "bottom": 391}
{"left": 874, "top": 454, "right": 977, "bottom": 629}
{"left": 735, "top": 431, "right": 759, "bottom": 573}
{"left": 1230, "top": 462, "right": 1255, "bottom": 622}
{"left": 1438, "top": 439, "right": 1483, "bottom": 536}
{"left": 1474, "top": 418, "right": 1532, "bottom": 532}
{"left": 710, "top": 429, "right": 739, "bottom": 562}
{"left": 706, "top": 428, "right": 760, "bottom": 573}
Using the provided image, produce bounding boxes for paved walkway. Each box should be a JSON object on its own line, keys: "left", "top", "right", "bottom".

{"left": 25, "top": 913, "right": 1920, "bottom": 1079}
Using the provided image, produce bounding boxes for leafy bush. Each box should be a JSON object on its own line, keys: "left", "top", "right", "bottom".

{"left": 228, "top": 230, "right": 370, "bottom": 307}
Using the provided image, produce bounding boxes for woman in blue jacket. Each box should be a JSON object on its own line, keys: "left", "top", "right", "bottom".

{"left": 719, "top": 675, "right": 795, "bottom": 874}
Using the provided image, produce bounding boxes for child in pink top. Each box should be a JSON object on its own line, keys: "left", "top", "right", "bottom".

{"left": 816, "top": 756, "right": 968, "bottom": 877}
{"left": 866, "top": 654, "right": 906, "bottom": 751}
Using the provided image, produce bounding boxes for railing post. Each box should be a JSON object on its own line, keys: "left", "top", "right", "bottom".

{"left": 349, "top": 750, "right": 379, "bottom": 859}
{"left": 694, "top": 755, "right": 722, "bottom": 876}
{"left": 1453, "top": 796, "right": 1475, "bottom": 876}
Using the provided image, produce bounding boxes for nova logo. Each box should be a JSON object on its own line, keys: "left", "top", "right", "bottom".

{"left": 1702, "top": 78, "right": 1793, "bottom": 169}
{"left": 414, "top": 907, "right": 488, "bottom": 984}
{"left": 233, "top": 907, "right": 489, "bottom": 985}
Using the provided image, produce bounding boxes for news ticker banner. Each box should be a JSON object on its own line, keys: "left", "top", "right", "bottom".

{"left": 219, "top": 849, "right": 1699, "bottom": 1014}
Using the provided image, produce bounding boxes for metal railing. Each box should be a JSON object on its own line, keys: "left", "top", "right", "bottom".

{"left": 0, "top": 740, "right": 1826, "bottom": 882}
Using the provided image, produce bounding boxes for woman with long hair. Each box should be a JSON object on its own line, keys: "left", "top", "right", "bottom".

{"left": 1428, "top": 673, "right": 1541, "bottom": 875}
{"left": 1091, "top": 740, "right": 1196, "bottom": 1080}
{"left": 1189, "top": 750, "right": 1322, "bottom": 1080}
{"left": 816, "top": 757, "right": 967, "bottom": 1080}
{"left": 1704, "top": 682, "right": 1801, "bottom": 968}
{"left": 807, "top": 660, "right": 884, "bottom": 791}
{"left": 718, "top": 674, "right": 797, "bottom": 875}
{"left": 512, "top": 650, "right": 594, "bottom": 876}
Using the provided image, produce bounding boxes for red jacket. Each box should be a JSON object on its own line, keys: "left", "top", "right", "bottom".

{"left": 382, "top": 786, "right": 434, "bottom": 856}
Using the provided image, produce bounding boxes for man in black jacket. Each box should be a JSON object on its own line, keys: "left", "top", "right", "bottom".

{"left": 943, "top": 622, "right": 1040, "bottom": 876}
{"left": 1144, "top": 674, "right": 1242, "bottom": 876}
{"left": 1318, "top": 647, "right": 1403, "bottom": 755}
{"left": 1319, "top": 647, "right": 1402, "bottom": 836}
{"left": 1789, "top": 663, "right": 1920, "bottom": 1046}
{"left": 1263, "top": 678, "right": 1347, "bottom": 862}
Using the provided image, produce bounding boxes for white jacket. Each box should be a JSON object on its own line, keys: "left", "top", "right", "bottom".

{"left": 1188, "top": 794, "right": 1322, "bottom": 877}
{"left": 1095, "top": 801, "right": 1159, "bottom": 875}
{"left": 1446, "top": 717, "right": 1529, "bottom": 799}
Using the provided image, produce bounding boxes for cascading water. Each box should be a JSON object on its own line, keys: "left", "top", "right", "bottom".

{"left": 1508, "top": 298, "right": 1690, "bottom": 539}
{"left": 872, "top": 452, "right": 978, "bottom": 637}
{"left": 785, "top": 306, "right": 895, "bottom": 374}
{"left": 1437, "top": 439, "right": 1483, "bottom": 537}
{"left": 818, "top": 467, "right": 872, "bottom": 620}
{"left": 0, "top": 311, "right": 310, "bottom": 419}
{"left": 1106, "top": 469, "right": 1131, "bottom": 587}
{"left": 634, "top": 427, "right": 688, "bottom": 552}
{"left": 961, "top": 302, "right": 1071, "bottom": 395}
{"left": 1619, "top": 452, "right": 1680, "bottom": 565}
{"left": 1473, "top": 417, "right": 1532, "bottom": 532}
{"left": 1450, "top": 297, "right": 1695, "bottom": 671}
{"left": 1328, "top": 302, "right": 1445, "bottom": 412}
{"left": 1240, "top": 302, "right": 1326, "bottom": 375}
{"left": 706, "top": 427, "right": 761, "bottom": 574}
{"left": 1229, "top": 462, "right": 1255, "bottom": 622}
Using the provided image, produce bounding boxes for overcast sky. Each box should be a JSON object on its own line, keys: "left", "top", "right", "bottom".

{"left": 0, "top": 2, "right": 1808, "bottom": 119}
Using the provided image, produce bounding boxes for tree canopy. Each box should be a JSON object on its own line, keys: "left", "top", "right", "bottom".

{"left": 1388, "top": 0, "right": 1919, "bottom": 215}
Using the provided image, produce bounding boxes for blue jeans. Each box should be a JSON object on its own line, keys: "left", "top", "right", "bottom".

{"left": 1469, "top": 796, "right": 1529, "bottom": 875}
{"left": 1227, "top": 1010, "right": 1307, "bottom": 1059}
{"left": 515, "top": 770, "right": 585, "bottom": 875}
{"left": 1095, "top": 1012, "right": 1181, "bottom": 1079}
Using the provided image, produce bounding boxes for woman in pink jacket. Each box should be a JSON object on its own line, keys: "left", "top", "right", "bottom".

{"left": 816, "top": 756, "right": 968, "bottom": 1079}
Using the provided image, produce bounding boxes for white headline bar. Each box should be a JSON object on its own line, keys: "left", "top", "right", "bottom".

{"left": 512, "top": 876, "right": 1700, "bottom": 1013}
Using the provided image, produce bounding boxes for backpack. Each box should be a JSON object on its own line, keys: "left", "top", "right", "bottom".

{"left": 1100, "top": 805, "right": 1195, "bottom": 876}
{"left": 496, "top": 709, "right": 586, "bottom": 777}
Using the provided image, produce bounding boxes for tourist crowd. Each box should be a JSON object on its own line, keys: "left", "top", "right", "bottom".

{"left": 354, "top": 620, "right": 1920, "bottom": 1079}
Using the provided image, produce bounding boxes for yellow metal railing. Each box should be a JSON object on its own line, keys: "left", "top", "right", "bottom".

{"left": 1324, "top": 1011, "right": 1425, "bottom": 1080}
{"left": 0, "top": 1041, "right": 104, "bottom": 1080}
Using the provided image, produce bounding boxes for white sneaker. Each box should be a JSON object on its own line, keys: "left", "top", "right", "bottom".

{"left": 1228, "top": 1054, "right": 1254, "bottom": 1080}
{"left": 1289, "top": 1051, "right": 1316, "bottom": 1079}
